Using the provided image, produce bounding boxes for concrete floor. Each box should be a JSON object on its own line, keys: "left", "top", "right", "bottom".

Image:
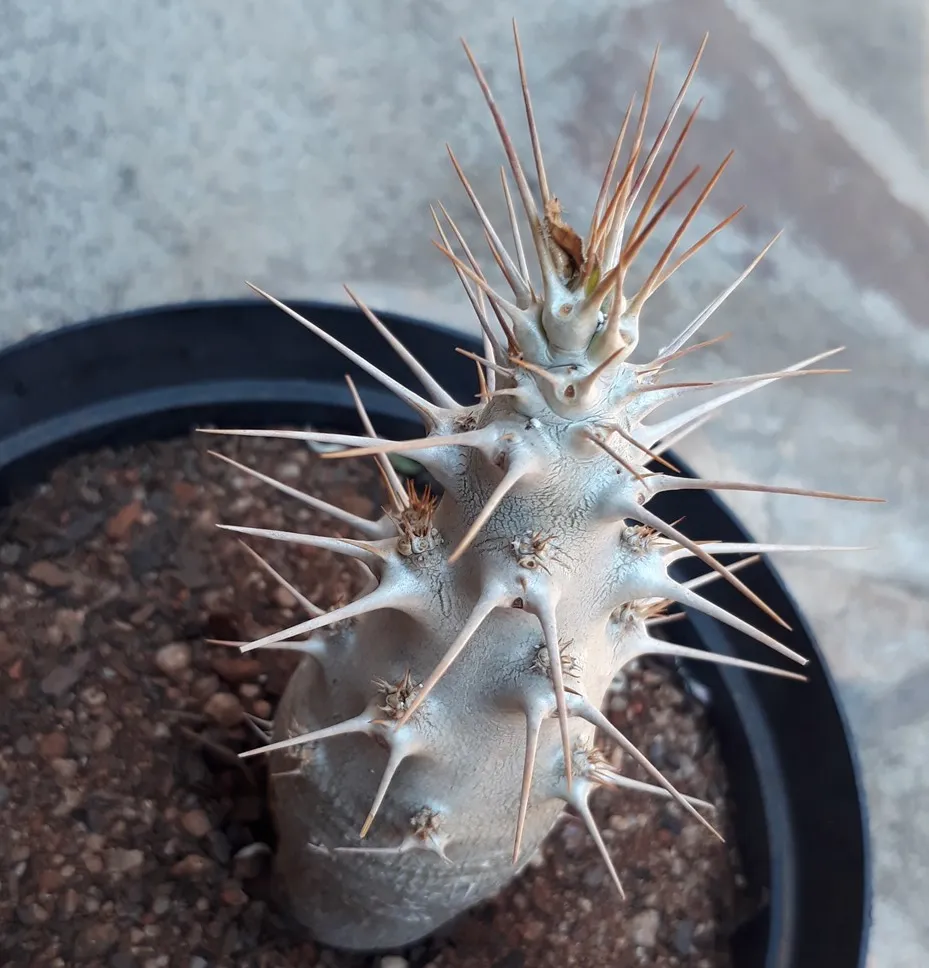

{"left": 2, "top": 1, "right": 927, "bottom": 963}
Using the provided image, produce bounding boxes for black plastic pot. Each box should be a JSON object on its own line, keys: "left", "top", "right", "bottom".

{"left": 0, "top": 301, "right": 871, "bottom": 967}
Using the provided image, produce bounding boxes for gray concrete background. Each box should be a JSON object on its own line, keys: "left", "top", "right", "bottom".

{"left": 1, "top": 1, "right": 926, "bottom": 963}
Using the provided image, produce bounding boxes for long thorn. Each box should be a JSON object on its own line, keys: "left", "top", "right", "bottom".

{"left": 509, "top": 355, "right": 561, "bottom": 388}
{"left": 245, "top": 283, "right": 437, "bottom": 423}
{"left": 197, "top": 427, "right": 389, "bottom": 445}
{"left": 679, "top": 553, "right": 761, "bottom": 591}
{"left": 448, "top": 464, "right": 528, "bottom": 563}
{"left": 235, "top": 586, "right": 399, "bottom": 654}
{"left": 631, "top": 151, "right": 735, "bottom": 310}
{"left": 627, "top": 34, "right": 708, "bottom": 212}
{"left": 460, "top": 38, "right": 551, "bottom": 274}
{"left": 603, "top": 46, "right": 660, "bottom": 268}
{"left": 216, "top": 525, "right": 384, "bottom": 566}
{"left": 513, "top": 19, "right": 549, "bottom": 206}
{"left": 642, "top": 348, "right": 846, "bottom": 444}
{"left": 322, "top": 428, "right": 492, "bottom": 462}
{"left": 431, "top": 240, "right": 523, "bottom": 319}
{"left": 665, "top": 542, "right": 866, "bottom": 563}
{"left": 585, "top": 92, "right": 636, "bottom": 257}
{"left": 456, "top": 346, "right": 515, "bottom": 378}
{"left": 573, "top": 792, "right": 625, "bottom": 898}
{"left": 670, "top": 584, "right": 806, "bottom": 665}
{"left": 569, "top": 694, "right": 723, "bottom": 841}
{"left": 205, "top": 637, "right": 321, "bottom": 655}
{"left": 239, "top": 712, "right": 372, "bottom": 758}
{"left": 628, "top": 505, "right": 792, "bottom": 631}
{"left": 445, "top": 147, "right": 530, "bottom": 303}
{"left": 360, "top": 743, "right": 411, "bottom": 838}
{"left": 626, "top": 98, "right": 703, "bottom": 245}
{"left": 343, "top": 287, "right": 459, "bottom": 409}
{"left": 585, "top": 431, "right": 647, "bottom": 482}
{"left": 634, "top": 641, "right": 807, "bottom": 681}
{"left": 592, "top": 162, "right": 701, "bottom": 310}
{"left": 652, "top": 476, "right": 884, "bottom": 504}
{"left": 653, "top": 206, "right": 746, "bottom": 290}
{"left": 618, "top": 165, "right": 703, "bottom": 274}
{"left": 538, "top": 602, "right": 574, "bottom": 794}
{"left": 500, "top": 167, "right": 532, "bottom": 293}
{"left": 513, "top": 705, "right": 544, "bottom": 864}
{"left": 396, "top": 590, "right": 503, "bottom": 725}
{"left": 651, "top": 412, "right": 715, "bottom": 456}
{"left": 600, "top": 422, "right": 679, "bottom": 473}
{"left": 236, "top": 540, "right": 324, "bottom": 617}
{"left": 654, "top": 234, "right": 781, "bottom": 361}
{"left": 207, "top": 449, "right": 384, "bottom": 538}
{"left": 344, "top": 374, "right": 408, "bottom": 512}
{"left": 430, "top": 204, "right": 507, "bottom": 362}
{"left": 640, "top": 333, "right": 731, "bottom": 371}
{"left": 591, "top": 768, "right": 714, "bottom": 809}
{"left": 439, "top": 202, "right": 517, "bottom": 360}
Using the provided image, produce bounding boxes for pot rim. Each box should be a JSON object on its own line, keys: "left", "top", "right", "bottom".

{"left": 0, "top": 299, "right": 872, "bottom": 967}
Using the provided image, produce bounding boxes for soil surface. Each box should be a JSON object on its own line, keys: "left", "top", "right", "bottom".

{"left": 0, "top": 432, "right": 746, "bottom": 967}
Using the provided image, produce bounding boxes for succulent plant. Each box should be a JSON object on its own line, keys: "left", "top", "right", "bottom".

{"left": 200, "top": 23, "right": 879, "bottom": 953}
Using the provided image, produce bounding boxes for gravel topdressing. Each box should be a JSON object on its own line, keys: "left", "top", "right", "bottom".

{"left": 0, "top": 431, "right": 746, "bottom": 967}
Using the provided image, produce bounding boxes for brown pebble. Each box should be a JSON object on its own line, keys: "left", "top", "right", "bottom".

{"left": 152, "top": 895, "right": 171, "bottom": 917}
{"left": 106, "top": 848, "right": 145, "bottom": 874}
{"left": 92, "top": 724, "right": 114, "bottom": 752}
{"left": 252, "top": 699, "right": 272, "bottom": 720}
{"left": 60, "top": 889, "right": 80, "bottom": 918}
{"left": 37, "top": 868, "right": 64, "bottom": 894}
{"left": 130, "top": 602, "right": 156, "bottom": 626}
{"left": 154, "top": 643, "right": 191, "bottom": 678}
{"left": 40, "top": 652, "right": 91, "bottom": 697}
{"left": 271, "top": 586, "right": 298, "bottom": 608}
{"left": 27, "top": 560, "right": 73, "bottom": 588}
{"left": 38, "top": 731, "right": 69, "bottom": 760}
{"left": 0, "top": 631, "right": 16, "bottom": 663}
{"left": 53, "top": 608, "right": 86, "bottom": 646}
{"left": 522, "top": 921, "right": 545, "bottom": 941}
{"left": 51, "top": 758, "right": 78, "bottom": 781}
{"left": 15, "top": 734, "right": 34, "bottom": 755}
{"left": 180, "top": 809, "right": 212, "bottom": 838}
{"left": 74, "top": 922, "right": 120, "bottom": 959}
{"left": 171, "top": 853, "right": 215, "bottom": 879}
{"left": 220, "top": 882, "right": 249, "bottom": 907}
{"left": 17, "top": 902, "right": 50, "bottom": 925}
{"left": 84, "top": 853, "right": 104, "bottom": 874}
{"left": 172, "top": 481, "right": 199, "bottom": 505}
{"left": 210, "top": 656, "right": 263, "bottom": 684}
{"left": 204, "top": 691, "right": 243, "bottom": 728}
{"left": 192, "top": 674, "right": 221, "bottom": 700}
{"left": 105, "top": 500, "right": 144, "bottom": 540}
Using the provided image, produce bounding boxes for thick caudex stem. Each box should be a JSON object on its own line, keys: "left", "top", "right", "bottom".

{"left": 203, "top": 25, "right": 879, "bottom": 952}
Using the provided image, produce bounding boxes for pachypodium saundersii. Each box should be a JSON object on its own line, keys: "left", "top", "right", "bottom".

{"left": 201, "top": 24, "right": 879, "bottom": 952}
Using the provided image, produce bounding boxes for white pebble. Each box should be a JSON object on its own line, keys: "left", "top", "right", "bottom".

{"left": 154, "top": 643, "right": 191, "bottom": 678}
